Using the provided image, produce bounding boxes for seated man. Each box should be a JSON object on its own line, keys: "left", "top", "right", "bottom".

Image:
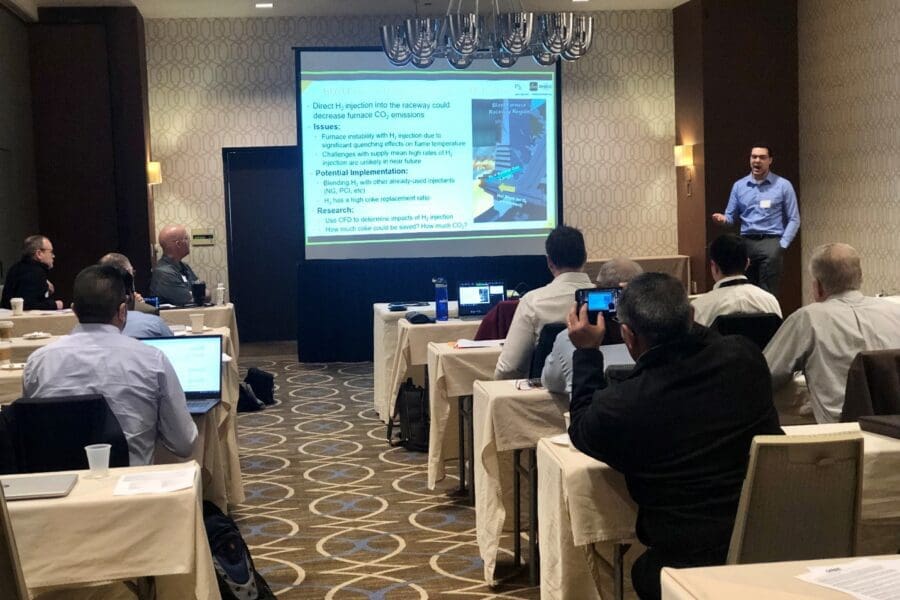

{"left": 764, "top": 243, "right": 900, "bottom": 423}
{"left": 150, "top": 224, "right": 204, "bottom": 306}
{"left": 541, "top": 257, "right": 643, "bottom": 393}
{"left": 493, "top": 225, "right": 593, "bottom": 380}
{"left": 0, "top": 235, "right": 64, "bottom": 310}
{"left": 692, "top": 234, "right": 782, "bottom": 326}
{"left": 99, "top": 253, "right": 173, "bottom": 338}
{"left": 567, "top": 273, "right": 782, "bottom": 600}
{"left": 23, "top": 265, "right": 197, "bottom": 465}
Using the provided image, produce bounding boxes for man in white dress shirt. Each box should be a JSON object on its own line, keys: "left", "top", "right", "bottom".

{"left": 692, "top": 234, "right": 782, "bottom": 326}
{"left": 764, "top": 243, "right": 900, "bottom": 423}
{"left": 23, "top": 265, "right": 197, "bottom": 465}
{"left": 493, "top": 225, "right": 593, "bottom": 380}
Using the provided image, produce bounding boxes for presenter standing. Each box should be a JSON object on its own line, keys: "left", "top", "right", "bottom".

{"left": 711, "top": 145, "right": 799, "bottom": 295}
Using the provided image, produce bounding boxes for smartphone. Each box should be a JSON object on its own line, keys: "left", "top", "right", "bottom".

{"left": 575, "top": 287, "right": 620, "bottom": 325}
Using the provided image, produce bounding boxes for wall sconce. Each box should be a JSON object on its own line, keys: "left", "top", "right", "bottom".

{"left": 674, "top": 145, "right": 694, "bottom": 196}
{"left": 147, "top": 161, "right": 162, "bottom": 186}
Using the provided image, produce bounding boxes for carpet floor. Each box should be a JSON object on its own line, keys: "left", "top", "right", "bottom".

{"left": 234, "top": 356, "right": 542, "bottom": 599}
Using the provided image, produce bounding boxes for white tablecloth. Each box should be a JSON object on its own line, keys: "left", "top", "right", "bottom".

{"left": 661, "top": 555, "right": 900, "bottom": 599}
{"left": 7, "top": 462, "right": 220, "bottom": 599}
{"left": 426, "top": 341, "right": 502, "bottom": 489}
{"left": 473, "top": 380, "right": 569, "bottom": 584}
{"left": 383, "top": 317, "right": 481, "bottom": 423}
{"left": 536, "top": 422, "right": 900, "bottom": 600}
{"left": 372, "top": 301, "right": 458, "bottom": 422}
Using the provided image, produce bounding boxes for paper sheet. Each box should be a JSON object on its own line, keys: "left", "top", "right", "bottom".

{"left": 456, "top": 338, "right": 504, "bottom": 348}
{"left": 796, "top": 558, "right": 900, "bottom": 599}
{"left": 113, "top": 467, "right": 195, "bottom": 495}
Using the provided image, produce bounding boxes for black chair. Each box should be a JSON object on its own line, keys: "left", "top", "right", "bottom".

{"left": 528, "top": 322, "right": 567, "bottom": 379}
{"left": 5, "top": 395, "right": 129, "bottom": 473}
{"left": 710, "top": 312, "right": 783, "bottom": 350}
{"left": 841, "top": 349, "right": 900, "bottom": 422}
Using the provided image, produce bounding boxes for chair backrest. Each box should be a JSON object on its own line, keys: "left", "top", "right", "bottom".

{"left": 727, "top": 433, "right": 863, "bottom": 565}
{"left": 710, "top": 312, "right": 782, "bottom": 350}
{"left": 0, "top": 485, "right": 29, "bottom": 599}
{"left": 529, "top": 322, "right": 567, "bottom": 379}
{"left": 473, "top": 299, "right": 519, "bottom": 341}
{"left": 8, "top": 394, "right": 130, "bottom": 473}
{"left": 842, "top": 349, "right": 900, "bottom": 422}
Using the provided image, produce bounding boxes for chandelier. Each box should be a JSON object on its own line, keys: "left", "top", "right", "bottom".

{"left": 380, "top": 0, "right": 594, "bottom": 69}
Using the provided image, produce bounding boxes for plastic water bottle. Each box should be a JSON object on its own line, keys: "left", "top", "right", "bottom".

{"left": 433, "top": 277, "right": 449, "bottom": 321}
{"left": 215, "top": 283, "right": 226, "bottom": 306}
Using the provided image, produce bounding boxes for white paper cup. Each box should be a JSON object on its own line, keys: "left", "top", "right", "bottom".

{"left": 10, "top": 298, "right": 24, "bottom": 315}
{"left": 189, "top": 313, "right": 205, "bottom": 333}
{"left": 84, "top": 443, "right": 111, "bottom": 478}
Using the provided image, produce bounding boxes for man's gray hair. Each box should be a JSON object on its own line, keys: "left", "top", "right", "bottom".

{"left": 98, "top": 252, "right": 133, "bottom": 273}
{"left": 596, "top": 258, "right": 644, "bottom": 287}
{"left": 22, "top": 235, "right": 47, "bottom": 258}
{"left": 809, "top": 243, "right": 862, "bottom": 296}
{"left": 617, "top": 273, "right": 692, "bottom": 346}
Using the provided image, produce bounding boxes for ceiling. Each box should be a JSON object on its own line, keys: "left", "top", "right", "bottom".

{"left": 7, "top": 0, "right": 684, "bottom": 21}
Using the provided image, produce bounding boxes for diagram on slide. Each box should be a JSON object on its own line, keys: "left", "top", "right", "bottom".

{"left": 471, "top": 99, "right": 548, "bottom": 223}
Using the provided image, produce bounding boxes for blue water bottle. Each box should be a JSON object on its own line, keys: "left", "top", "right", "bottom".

{"left": 433, "top": 277, "right": 449, "bottom": 321}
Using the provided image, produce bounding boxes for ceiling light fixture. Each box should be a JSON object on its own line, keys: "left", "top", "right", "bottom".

{"left": 380, "top": 0, "right": 594, "bottom": 69}
{"left": 254, "top": 2, "right": 274, "bottom": 8}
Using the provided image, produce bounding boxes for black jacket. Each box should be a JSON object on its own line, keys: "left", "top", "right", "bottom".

{"left": 1, "top": 257, "right": 57, "bottom": 310}
{"left": 569, "top": 326, "right": 782, "bottom": 555}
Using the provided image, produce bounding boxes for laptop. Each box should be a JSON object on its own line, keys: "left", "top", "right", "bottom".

{"left": 458, "top": 281, "right": 506, "bottom": 319}
{"left": 139, "top": 335, "right": 223, "bottom": 414}
{"left": 1, "top": 472, "right": 78, "bottom": 501}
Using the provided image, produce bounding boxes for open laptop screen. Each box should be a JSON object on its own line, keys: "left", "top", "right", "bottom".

{"left": 140, "top": 335, "right": 222, "bottom": 398}
{"left": 458, "top": 281, "right": 506, "bottom": 317}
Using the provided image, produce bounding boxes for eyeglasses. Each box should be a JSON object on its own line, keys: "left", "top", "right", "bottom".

{"left": 39, "top": 248, "right": 55, "bottom": 256}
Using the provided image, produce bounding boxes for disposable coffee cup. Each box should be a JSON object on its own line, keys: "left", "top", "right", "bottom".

{"left": 190, "top": 313, "right": 205, "bottom": 333}
{"left": 10, "top": 298, "right": 24, "bottom": 315}
{"left": 84, "top": 443, "right": 111, "bottom": 478}
{"left": 0, "top": 321, "right": 13, "bottom": 341}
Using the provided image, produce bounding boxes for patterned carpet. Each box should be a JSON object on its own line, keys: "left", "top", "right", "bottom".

{"left": 234, "top": 356, "right": 541, "bottom": 599}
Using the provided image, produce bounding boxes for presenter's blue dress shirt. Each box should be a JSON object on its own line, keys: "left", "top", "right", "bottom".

{"left": 724, "top": 172, "right": 800, "bottom": 249}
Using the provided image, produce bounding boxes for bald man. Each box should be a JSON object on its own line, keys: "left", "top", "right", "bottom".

{"left": 764, "top": 243, "right": 900, "bottom": 423}
{"left": 149, "top": 225, "right": 203, "bottom": 306}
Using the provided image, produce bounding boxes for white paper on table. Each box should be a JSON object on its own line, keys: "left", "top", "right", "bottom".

{"left": 456, "top": 338, "right": 504, "bottom": 348}
{"left": 113, "top": 467, "right": 195, "bottom": 495}
{"left": 796, "top": 558, "right": 900, "bottom": 599}
{"left": 222, "top": 353, "right": 232, "bottom": 363}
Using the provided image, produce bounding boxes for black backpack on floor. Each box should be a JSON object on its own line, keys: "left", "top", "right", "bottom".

{"left": 245, "top": 368, "right": 276, "bottom": 406}
{"left": 387, "top": 378, "right": 429, "bottom": 452}
{"left": 203, "top": 501, "right": 276, "bottom": 600}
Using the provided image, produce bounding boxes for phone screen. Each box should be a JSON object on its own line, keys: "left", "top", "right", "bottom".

{"left": 586, "top": 289, "right": 618, "bottom": 314}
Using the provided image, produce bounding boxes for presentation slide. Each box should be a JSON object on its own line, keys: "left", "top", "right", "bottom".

{"left": 297, "top": 49, "right": 561, "bottom": 260}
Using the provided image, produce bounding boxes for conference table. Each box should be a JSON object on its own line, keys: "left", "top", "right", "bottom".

{"left": 0, "top": 326, "right": 244, "bottom": 511}
{"left": 383, "top": 317, "right": 482, "bottom": 423}
{"left": 372, "top": 301, "right": 458, "bottom": 422}
{"left": 661, "top": 555, "right": 900, "bottom": 599}
{"left": 6, "top": 462, "right": 220, "bottom": 599}
{"left": 536, "top": 422, "right": 900, "bottom": 600}
{"left": 426, "top": 341, "right": 503, "bottom": 490}
{"left": 0, "top": 303, "right": 241, "bottom": 359}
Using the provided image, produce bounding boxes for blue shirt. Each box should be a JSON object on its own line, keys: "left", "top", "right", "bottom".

{"left": 724, "top": 172, "right": 800, "bottom": 248}
{"left": 123, "top": 310, "right": 173, "bottom": 338}
{"left": 23, "top": 323, "right": 197, "bottom": 465}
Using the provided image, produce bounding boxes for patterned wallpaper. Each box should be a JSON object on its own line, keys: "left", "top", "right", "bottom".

{"left": 798, "top": 0, "right": 900, "bottom": 297}
{"left": 145, "top": 12, "right": 675, "bottom": 286}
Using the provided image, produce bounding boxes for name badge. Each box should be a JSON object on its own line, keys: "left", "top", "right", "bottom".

{"left": 759, "top": 199, "right": 772, "bottom": 209}
{"left": 181, "top": 275, "right": 188, "bottom": 283}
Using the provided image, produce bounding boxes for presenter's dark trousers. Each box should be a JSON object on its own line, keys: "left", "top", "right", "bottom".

{"left": 631, "top": 544, "right": 727, "bottom": 600}
{"left": 743, "top": 234, "right": 783, "bottom": 295}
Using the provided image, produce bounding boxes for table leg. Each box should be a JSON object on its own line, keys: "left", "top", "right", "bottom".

{"left": 613, "top": 542, "right": 632, "bottom": 600}
{"left": 513, "top": 448, "right": 522, "bottom": 568}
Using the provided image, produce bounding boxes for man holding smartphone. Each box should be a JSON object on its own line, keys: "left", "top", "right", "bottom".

{"left": 711, "top": 145, "right": 800, "bottom": 295}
